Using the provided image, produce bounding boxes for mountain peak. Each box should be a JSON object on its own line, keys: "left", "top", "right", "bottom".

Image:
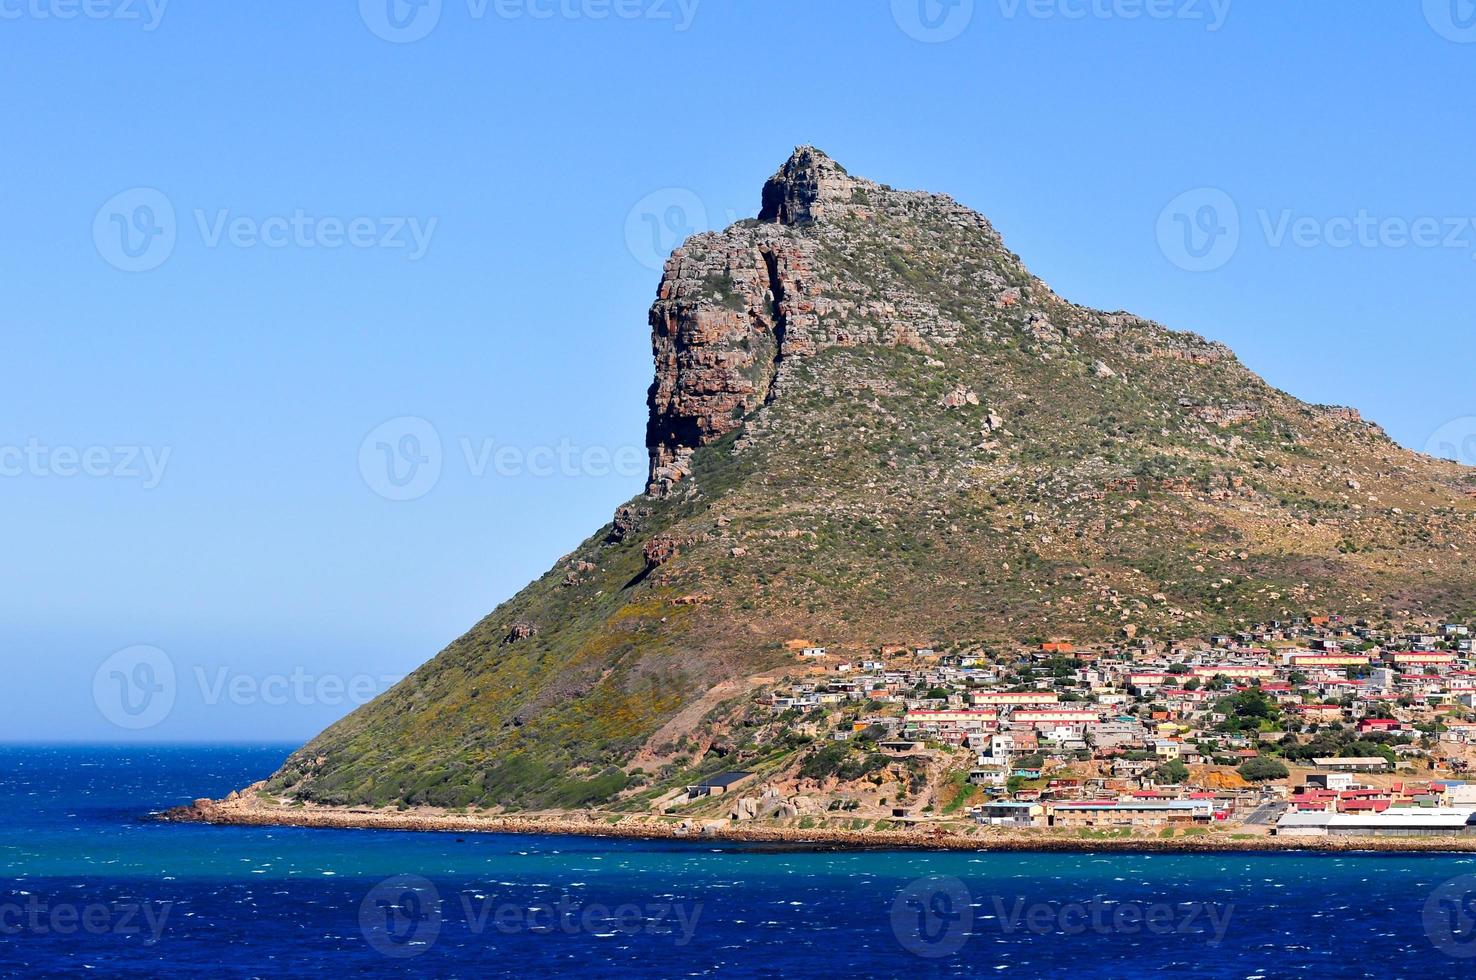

{"left": 759, "top": 145, "right": 861, "bottom": 224}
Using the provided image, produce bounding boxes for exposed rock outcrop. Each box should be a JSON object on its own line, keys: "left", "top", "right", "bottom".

{"left": 645, "top": 146, "right": 1011, "bottom": 495}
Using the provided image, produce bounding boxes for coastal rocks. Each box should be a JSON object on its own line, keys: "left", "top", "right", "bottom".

{"left": 729, "top": 792, "right": 824, "bottom": 822}
{"left": 1180, "top": 400, "right": 1265, "bottom": 428}
{"left": 607, "top": 504, "right": 650, "bottom": 544}
{"left": 1313, "top": 405, "right": 1364, "bottom": 424}
{"left": 643, "top": 534, "right": 682, "bottom": 569}
{"left": 562, "top": 560, "right": 597, "bottom": 587}
{"left": 1024, "top": 311, "right": 1063, "bottom": 345}
{"left": 941, "top": 386, "right": 979, "bottom": 409}
{"left": 158, "top": 793, "right": 1476, "bottom": 856}
{"left": 504, "top": 622, "right": 538, "bottom": 645}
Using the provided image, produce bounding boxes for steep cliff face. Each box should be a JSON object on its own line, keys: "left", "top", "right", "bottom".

{"left": 643, "top": 228, "right": 816, "bottom": 494}
{"left": 645, "top": 146, "right": 1022, "bottom": 494}
{"left": 261, "top": 147, "right": 1476, "bottom": 813}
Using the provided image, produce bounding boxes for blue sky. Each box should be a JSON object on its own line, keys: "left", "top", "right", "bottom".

{"left": 5, "top": 1, "right": 1476, "bottom": 741}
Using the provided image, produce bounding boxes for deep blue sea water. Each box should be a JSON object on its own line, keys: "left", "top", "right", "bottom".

{"left": 3, "top": 745, "right": 1476, "bottom": 977}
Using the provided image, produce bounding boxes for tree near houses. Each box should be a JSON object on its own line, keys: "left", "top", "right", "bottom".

{"left": 1151, "top": 760, "right": 1190, "bottom": 785}
{"left": 1238, "top": 756, "right": 1289, "bottom": 782}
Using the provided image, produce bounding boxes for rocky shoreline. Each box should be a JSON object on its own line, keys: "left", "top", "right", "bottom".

{"left": 160, "top": 793, "right": 1476, "bottom": 854}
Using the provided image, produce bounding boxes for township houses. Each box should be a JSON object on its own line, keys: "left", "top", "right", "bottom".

{"left": 969, "top": 797, "right": 1221, "bottom": 830}
{"left": 1284, "top": 653, "right": 1372, "bottom": 669}
{"left": 1045, "top": 799, "right": 1215, "bottom": 828}
{"left": 1123, "top": 672, "right": 1173, "bottom": 692}
{"left": 1294, "top": 704, "right": 1346, "bottom": 724}
{"left": 1386, "top": 651, "right": 1457, "bottom": 668}
{"left": 968, "top": 691, "right": 1059, "bottom": 707}
{"left": 1314, "top": 756, "right": 1391, "bottom": 772}
{"left": 766, "top": 613, "right": 1476, "bottom": 833}
{"left": 904, "top": 709, "right": 998, "bottom": 738}
{"left": 1191, "top": 665, "right": 1275, "bottom": 681}
{"left": 1011, "top": 709, "right": 1101, "bottom": 728}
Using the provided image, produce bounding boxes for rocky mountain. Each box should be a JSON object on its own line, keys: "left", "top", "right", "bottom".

{"left": 263, "top": 148, "right": 1476, "bottom": 811}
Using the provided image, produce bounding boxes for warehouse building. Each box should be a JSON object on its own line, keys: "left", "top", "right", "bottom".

{"left": 1275, "top": 808, "right": 1476, "bottom": 837}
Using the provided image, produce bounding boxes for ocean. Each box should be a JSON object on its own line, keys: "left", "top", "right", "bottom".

{"left": 2, "top": 744, "right": 1474, "bottom": 977}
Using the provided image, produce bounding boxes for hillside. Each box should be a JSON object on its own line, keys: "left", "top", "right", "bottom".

{"left": 262, "top": 148, "right": 1476, "bottom": 811}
